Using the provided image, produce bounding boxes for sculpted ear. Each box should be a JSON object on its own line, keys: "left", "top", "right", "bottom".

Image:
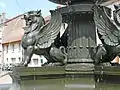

{"left": 37, "top": 10, "right": 41, "bottom": 15}
{"left": 114, "top": 4, "right": 120, "bottom": 10}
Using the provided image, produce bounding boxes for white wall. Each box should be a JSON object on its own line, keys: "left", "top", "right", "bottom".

{"left": 28, "top": 54, "right": 47, "bottom": 67}
{"left": 3, "top": 42, "right": 22, "bottom": 64}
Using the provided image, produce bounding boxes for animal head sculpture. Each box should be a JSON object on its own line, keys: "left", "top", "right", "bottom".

{"left": 24, "top": 10, "right": 42, "bottom": 26}
{"left": 23, "top": 10, "right": 45, "bottom": 34}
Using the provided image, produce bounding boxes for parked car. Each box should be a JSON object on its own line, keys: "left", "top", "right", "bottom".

{"left": 8, "top": 63, "right": 15, "bottom": 71}
{"left": 2, "top": 64, "right": 7, "bottom": 71}
{"left": 1, "top": 64, "right": 12, "bottom": 71}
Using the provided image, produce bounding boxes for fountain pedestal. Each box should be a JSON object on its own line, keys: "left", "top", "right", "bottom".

{"left": 10, "top": 66, "right": 95, "bottom": 90}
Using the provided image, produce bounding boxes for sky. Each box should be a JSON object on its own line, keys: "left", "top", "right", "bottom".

{"left": 0, "top": 0, "right": 58, "bottom": 18}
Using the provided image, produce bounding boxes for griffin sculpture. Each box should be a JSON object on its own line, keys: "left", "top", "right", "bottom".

{"left": 20, "top": 10, "right": 67, "bottom": 66}
{"left": 93, "top": 4, "right": 120, "bottom": 64}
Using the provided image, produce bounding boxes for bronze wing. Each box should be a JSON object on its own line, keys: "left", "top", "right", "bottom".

{"left": 94, "top": 5, "right": 119, "bottom": 46}
{"left": 36, "top": 10, "right": 62, "bottom": 48}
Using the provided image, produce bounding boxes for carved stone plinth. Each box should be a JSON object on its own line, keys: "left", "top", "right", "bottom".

{"left": 9, "top": 65, "right": 120, "bottom": 90}
{"left": 9, "top": 66, "right": 95, "bottom": 90}
{"left": 10, "top": 66, "right": 65, "bottom": 81}
{"left": 10, "top": 67, "right": 65, "bottom": 90}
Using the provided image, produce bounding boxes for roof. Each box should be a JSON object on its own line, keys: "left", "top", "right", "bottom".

{"left": 2, "top": 15, "right": 25, "bottom": 44}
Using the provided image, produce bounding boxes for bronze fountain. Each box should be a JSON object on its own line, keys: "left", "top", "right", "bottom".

{"left": 9, "top": 0, "right": 120, "bottom": 90}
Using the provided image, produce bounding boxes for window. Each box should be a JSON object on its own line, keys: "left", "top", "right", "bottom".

{"left": 3, "top": 46, "right": 4, "bottom": 51}
{"left": 41, "top": 59, "right": 43, "bottom": 64}
{"left": 11, "top": 58, "right": 16, "bottom": 63}
{"left": 6, "top": 45, "right": 8, "bottom": 53}
{"left": 18, "top": 43, "right": 21, "bottom": 51}
{"left": 18, "top": 57, "right": 21, "bottom": 62}
{"left": 6, "top": 58, "right": 8, "bottom": 62}
{"left": 12, "top": 44, "right": 14, "bottom": 52}
{"left": 33, "top": 59, "right": 38, "bottom": 65}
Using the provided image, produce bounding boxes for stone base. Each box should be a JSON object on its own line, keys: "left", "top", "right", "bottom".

{"left": 94, "top": 65, "right": 120, "bottom": 90}
{"left": 10, "top": 66, "right": 95, "bottom": 90}
{"left": 10, "top": 66, "right": 65, "bottom": 80}
{"left": 95, "top": 65, "right": 120, "bottom": 83}
{"left": 9, "top": 64, "right": 120, "bottom": 90}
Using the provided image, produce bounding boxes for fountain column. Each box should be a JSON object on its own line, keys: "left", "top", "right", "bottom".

{"left": 50, "top": 0, "right": 97, "bottom": 71}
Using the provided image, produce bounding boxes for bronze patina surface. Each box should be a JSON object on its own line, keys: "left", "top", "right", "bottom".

{"left": 20, "top": 10, "right": 67, "bottom": 66}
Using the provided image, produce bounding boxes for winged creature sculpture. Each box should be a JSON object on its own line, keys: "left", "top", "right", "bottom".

{"left": 20, "top": 10, "right": 67, "bottom": 66}
{"left": 93, "top": 4, "right": 120, "bottom": 64}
